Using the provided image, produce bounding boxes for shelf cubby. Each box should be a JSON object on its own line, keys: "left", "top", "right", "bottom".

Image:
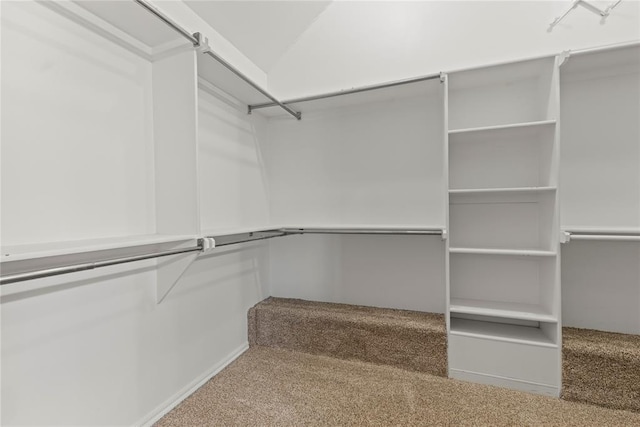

{"left": 449, "top": 191, "right": 556, "bottom": 252}
{"left": 449, "top": 120, "right": 556, "bottom": 190}
{"left": 448, "top": 57, "right": 556, "bottom": 130}
{"left": 449, "top": 316, "right": 558, "bottom": 347}
{"left": 450, "top": 252, "right": 558, "bottom": 321}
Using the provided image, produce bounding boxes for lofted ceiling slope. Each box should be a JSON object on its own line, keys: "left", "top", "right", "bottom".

{"left": 184, "top": 0, "right": 332, "bottom": 73}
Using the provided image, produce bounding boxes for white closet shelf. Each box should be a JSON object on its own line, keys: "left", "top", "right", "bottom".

{"left": 448, "top": 119, "right": 556, "bottom": 135}
{"left": 1, "top": 234, "right": 198, "bottom": 263}
{"left": 450, "top": 318, "right": 558, "bottom": 348}
{"left": 450, "top": 298, "right": 557, "bottom": 323}
{"left": 449, "top": 248, "right": 557, "bottom": 257}
{"left": 52, "top": 0, "right": 196, "bottom": 58}
{"left": 449, "top": 187, "right": 557, "bottom": 195}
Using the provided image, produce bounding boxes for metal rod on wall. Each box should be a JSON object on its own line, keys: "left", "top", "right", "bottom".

{"left": 248, "top": 74, "right": 442, "bottom": 111}
{"left": 209, "top": 230, "right": 290, "bottom": 247}
{"left": 280, "top": 228, "right": 444, "bottom": 236}
{"left": 565, "top": 232, "right": 640, "bottom": 242}
{"left": 133, "top": 0, "right": 199, "bottom": 46}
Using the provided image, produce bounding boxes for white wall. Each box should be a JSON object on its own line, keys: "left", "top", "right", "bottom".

{"left": 269, "top": 234, "right": 446, "bottom": 313}
{"left": 264, "top": 81, "right": 445, "bottom": 227}
{"left": 198, "top": 88, "right": 271, "bottom": 233}
{"left": 562, "top": 241, "right": 640, "bottom": 334}
{"left": 268, "top": 0, "right": 640, "bottom": 98}
{"left": 1, "top": 0, "right": 155, "bottom": 246}
{"left": 1, "top": 249, "right": 268, "bottom": 426}
{"left": 264, "top": 80, "right": 446, "bottom": 312}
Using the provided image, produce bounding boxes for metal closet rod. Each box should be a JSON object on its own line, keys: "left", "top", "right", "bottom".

{"left": 0, "top": 241, "right": 205, "bottom": 286}
{"left": 210, "top": 229, "right": 290, "bottom": 247}
{"left": 132, "top": 0, "right": 300, "bottom": 120}
{"left": 133, "top": 0, "right": 199, "bottom": 46}
{"left": 281, "top": 227, "right": 443, "bottom": 236}
{"left": 249, "top": 73, "right": 442, "bottom": 111}
{"left": 208, "top": 227, "right": 442, "bottom": 247}
{"left": 565, "top": 231, "right": 640, "bottom": 242}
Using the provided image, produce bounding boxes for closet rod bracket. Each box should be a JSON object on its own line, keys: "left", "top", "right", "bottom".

{"left": 193, "top": 32, "right": 204, "bottom": 48}
{"left": 558, "top": 50, "right": 572, "bottom": 67}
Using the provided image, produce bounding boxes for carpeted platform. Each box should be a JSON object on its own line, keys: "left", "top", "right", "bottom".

{"left": 562, "top": 326, "right": 640, "bottom": 412}
{"left": 248, "top": 297, "right": 447, "bottom": 376}
{"left": 156, "top": 346, "right": 640, "bottom": 426}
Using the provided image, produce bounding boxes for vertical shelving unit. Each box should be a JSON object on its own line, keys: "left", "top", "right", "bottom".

{"left": 446, "top": 57, "right": 562, "bottom": 396}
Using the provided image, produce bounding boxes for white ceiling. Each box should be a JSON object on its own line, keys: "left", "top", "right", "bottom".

{"left": 184, "top": 0, "right": 332, "bottom": 73}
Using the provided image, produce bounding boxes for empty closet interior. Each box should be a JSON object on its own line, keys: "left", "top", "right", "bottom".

{"left": 1, "top": 1, "right": 639, "bottom": 425}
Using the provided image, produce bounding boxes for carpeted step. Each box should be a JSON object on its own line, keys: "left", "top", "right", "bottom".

{"left": 562, "top": 327, "right": 640, "bottom": 412}
{"left": 248, "top": 297, "right": 447, "bottom": 376}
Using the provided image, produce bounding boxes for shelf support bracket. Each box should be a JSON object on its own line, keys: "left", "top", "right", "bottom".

{"left": 156, "top": 237, "right": 215, "bottom": 303}
{"left": 560, "top": 231, "right": 571, "bottom": 244}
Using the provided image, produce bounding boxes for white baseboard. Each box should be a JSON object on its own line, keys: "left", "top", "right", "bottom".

{"left": 136, "top": 342, "right": 250, "bottom": 427}
{"left": 449, "top": 368, "right": 559, "bottom": 398}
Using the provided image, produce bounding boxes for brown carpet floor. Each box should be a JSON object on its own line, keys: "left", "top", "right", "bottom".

{"left": 248, "top": 297, "right": 447, "bottom": 376}
{"left": 156, "top": 346, "right": 640, "bottom": 426}
{"left": 563, "top": 327, "right": 640, "bottom": 412}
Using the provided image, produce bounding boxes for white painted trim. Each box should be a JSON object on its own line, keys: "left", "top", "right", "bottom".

{"left": 137, "top": 343, "right": 250, "bottom": 427}
{"left": 449, "top": 368, "right": 559, "bottom": 398}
